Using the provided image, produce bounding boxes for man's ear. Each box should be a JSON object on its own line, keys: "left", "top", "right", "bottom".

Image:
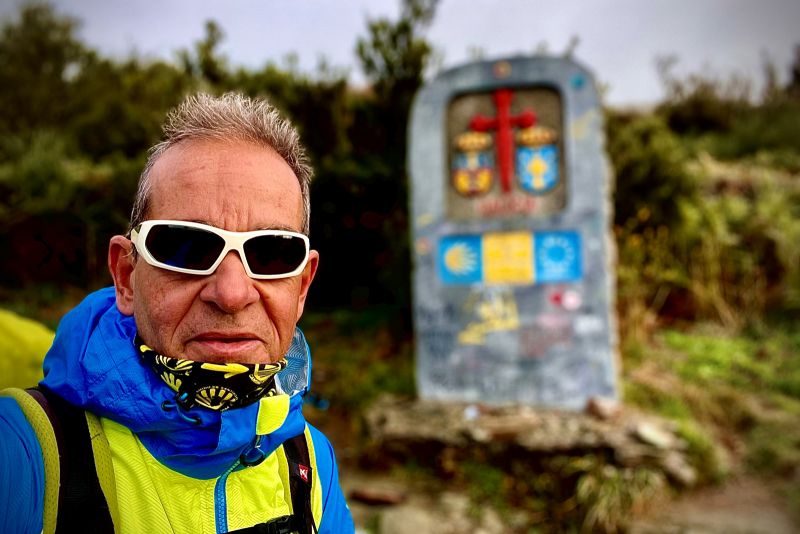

{"left": 294, "top": 249, "right": 319, "bottom": 321}
{"left": 108, "top": 235, "right": 135, "bottom": 316}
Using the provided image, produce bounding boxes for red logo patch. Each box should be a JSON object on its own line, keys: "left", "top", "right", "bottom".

{"left": 298, "top": 465, "right": 309, "bottom": 483}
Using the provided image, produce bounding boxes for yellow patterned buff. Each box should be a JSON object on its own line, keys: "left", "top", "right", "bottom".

{"left": 135, "top": 335, "right": 287, "bottom": 411}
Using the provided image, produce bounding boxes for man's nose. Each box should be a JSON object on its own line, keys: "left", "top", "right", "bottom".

{"left": 199, "top": 251, "right": 259, "bottom": 313}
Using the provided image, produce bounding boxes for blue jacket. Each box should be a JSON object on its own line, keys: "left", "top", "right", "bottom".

{"left": 0, "top": 287, "right": 354, "bottom": 533}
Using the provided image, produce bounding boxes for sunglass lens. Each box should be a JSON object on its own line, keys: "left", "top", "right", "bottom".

{"left": 243, "top": 235, "right": 306, "bottom": 275}
{"left": 145, "top": 224, "right": 225, "bottom": 271}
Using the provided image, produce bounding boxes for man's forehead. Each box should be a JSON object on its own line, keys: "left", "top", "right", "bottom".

{"left": 149, "top": 138, "right": 292, "bottom": 177}
{"left": 145, "top": 138, "right": 303, "bottom": 230}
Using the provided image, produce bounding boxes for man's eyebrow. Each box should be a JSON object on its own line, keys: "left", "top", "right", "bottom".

{"left": 255, "top": 224, "right": 298, "bottom": 232}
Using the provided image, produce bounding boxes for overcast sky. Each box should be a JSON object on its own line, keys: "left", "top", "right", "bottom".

{"left": 4, "top": 0, "right": 799, "bottom": 106}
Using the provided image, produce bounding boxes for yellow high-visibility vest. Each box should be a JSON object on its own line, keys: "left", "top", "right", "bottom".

{"left": 3, "top": 388, "right": 323, "bottom": 534}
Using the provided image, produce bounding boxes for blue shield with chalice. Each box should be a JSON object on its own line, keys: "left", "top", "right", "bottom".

{"left": 516, "top": 126, "right": 559, "bottom": 194}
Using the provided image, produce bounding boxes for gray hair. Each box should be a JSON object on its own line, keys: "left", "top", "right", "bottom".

{"left": 130, "top": 92, "right": 313, "bottom": 234}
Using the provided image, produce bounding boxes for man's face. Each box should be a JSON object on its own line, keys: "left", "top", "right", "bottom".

{"left": 109, "top": 138, "right": 318, "bottom": 364}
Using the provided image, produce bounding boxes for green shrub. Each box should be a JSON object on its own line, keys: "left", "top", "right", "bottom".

{"left": 655, "top": 69, "right": 751, "bottom": 135}
{"left": 575, "top": 463, "right": 666, "bottom": 533}
{"left": 616, "top": 152, "right": 800, "bottom": 330}
{"left": 701, "top": 99, "right": 800, "bottom": 170}
{"left": 606, "top": 112, "right": 700, "bottom": 230}
{"left": 675, "top": 420, "right": 728, "bottom": 484}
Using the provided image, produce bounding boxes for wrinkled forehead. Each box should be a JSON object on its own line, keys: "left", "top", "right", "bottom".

{"left": 145, "top": 139, "right": 303, "bottom": 231}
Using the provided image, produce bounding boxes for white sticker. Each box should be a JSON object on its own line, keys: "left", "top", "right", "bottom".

{"left": 574, "top": 315, "right": 604, "bottom": 334}
{"left": 562, "top": 290, "right": 582, "bottom": 310}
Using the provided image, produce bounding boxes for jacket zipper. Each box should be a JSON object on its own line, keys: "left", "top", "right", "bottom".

{"left": 214, "top": 458, "right": 241, "bottom": 534}
{"left": 215, "top": 436, "right": 267, "bottom": 533}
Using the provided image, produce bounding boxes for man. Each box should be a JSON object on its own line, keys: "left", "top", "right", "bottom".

{"left": 0, "top": 93, "right": 354, "bottom": 533}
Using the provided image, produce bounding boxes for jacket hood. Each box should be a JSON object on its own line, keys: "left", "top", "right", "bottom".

{"left": 40, "top": 287, "right": 311, "bottom": 479}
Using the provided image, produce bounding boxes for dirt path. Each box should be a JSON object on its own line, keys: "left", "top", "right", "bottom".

{"left": 343, "top": 471, "right": 798, "bottom": 533}
{"left": 631, "top": 476, "right": 798, "bottom": 534}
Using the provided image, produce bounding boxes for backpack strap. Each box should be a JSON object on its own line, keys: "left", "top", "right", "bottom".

{"left": 28, "top": 387, "right": 115, "bottom": 533}
{"left": 85, "top": 411, "right": 120, "bottom": 529}
{"left": 227, "top": 431, "right": 316, "bottom": 534}
{"left": 283, "top": 432, "right": 316, "bottom": 534}
{"left": 1, "top": 387, "right": 60, "bottom": 534}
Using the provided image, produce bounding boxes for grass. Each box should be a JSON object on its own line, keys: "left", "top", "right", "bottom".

{"left": 662, "top": 329, "right": 800, "bottom": 398}
{"left": 575, "top": 463, "right": 666, "bottom": 534}
{"left": 623, "top": 323, "right": 800, "bottom": 501}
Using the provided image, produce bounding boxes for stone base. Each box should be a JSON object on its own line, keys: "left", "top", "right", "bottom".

{"left": 363, "top": 395, "right": 697, "bottom": 487}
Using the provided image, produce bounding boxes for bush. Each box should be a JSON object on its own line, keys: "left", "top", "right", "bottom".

{"left": 709, "top": 99, "right": 800, "bottom": 165}
{"left": 606, "top": 111, "right": 700, "bottom": 230}
{"left": 655, "top": 67, "right": 752, "bottom": 134}
{"left": 615, "top": 150, "right": 800, "bottom": 332}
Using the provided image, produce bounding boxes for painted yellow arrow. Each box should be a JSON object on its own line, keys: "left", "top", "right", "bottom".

{"left": 201, "top": 362, "right": 250, "bottom": 379}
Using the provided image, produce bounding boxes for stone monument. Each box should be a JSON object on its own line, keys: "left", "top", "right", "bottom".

{"left": 408, "top": 55, "right": 617, "bottom": 408}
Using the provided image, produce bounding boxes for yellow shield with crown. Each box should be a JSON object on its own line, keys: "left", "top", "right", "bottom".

{"left": 452, "top": 131, "right": 493, "bottom": 196}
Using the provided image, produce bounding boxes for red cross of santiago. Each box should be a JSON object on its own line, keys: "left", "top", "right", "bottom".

{"left": 469, "top": 89, "right": 536, "bottom": 193}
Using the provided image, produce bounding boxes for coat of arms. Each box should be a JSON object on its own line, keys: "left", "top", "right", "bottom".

{"left": 516, "top": 126, "right": 559, "bottom": 194}
{"left": 451, "top": 131, "right": 493, "bottom": 196}
{"left": 450, "top": 89, "right": 560, "bottom": 198}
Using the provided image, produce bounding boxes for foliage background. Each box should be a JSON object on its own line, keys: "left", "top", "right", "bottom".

{"left": 0, "top": 1, "right": 441, "bottom": 315}
{"left": 1, "top": 1, "right": 799, "bottom": 531}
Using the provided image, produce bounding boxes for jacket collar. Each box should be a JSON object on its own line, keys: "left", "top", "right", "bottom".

{"left": 40, "top": 287, "right": 311, "bottom": 479}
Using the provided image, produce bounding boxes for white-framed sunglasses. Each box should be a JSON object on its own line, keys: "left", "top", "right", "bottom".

{"left": 130, "top": 220, "right": 310, "bottom": 280}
